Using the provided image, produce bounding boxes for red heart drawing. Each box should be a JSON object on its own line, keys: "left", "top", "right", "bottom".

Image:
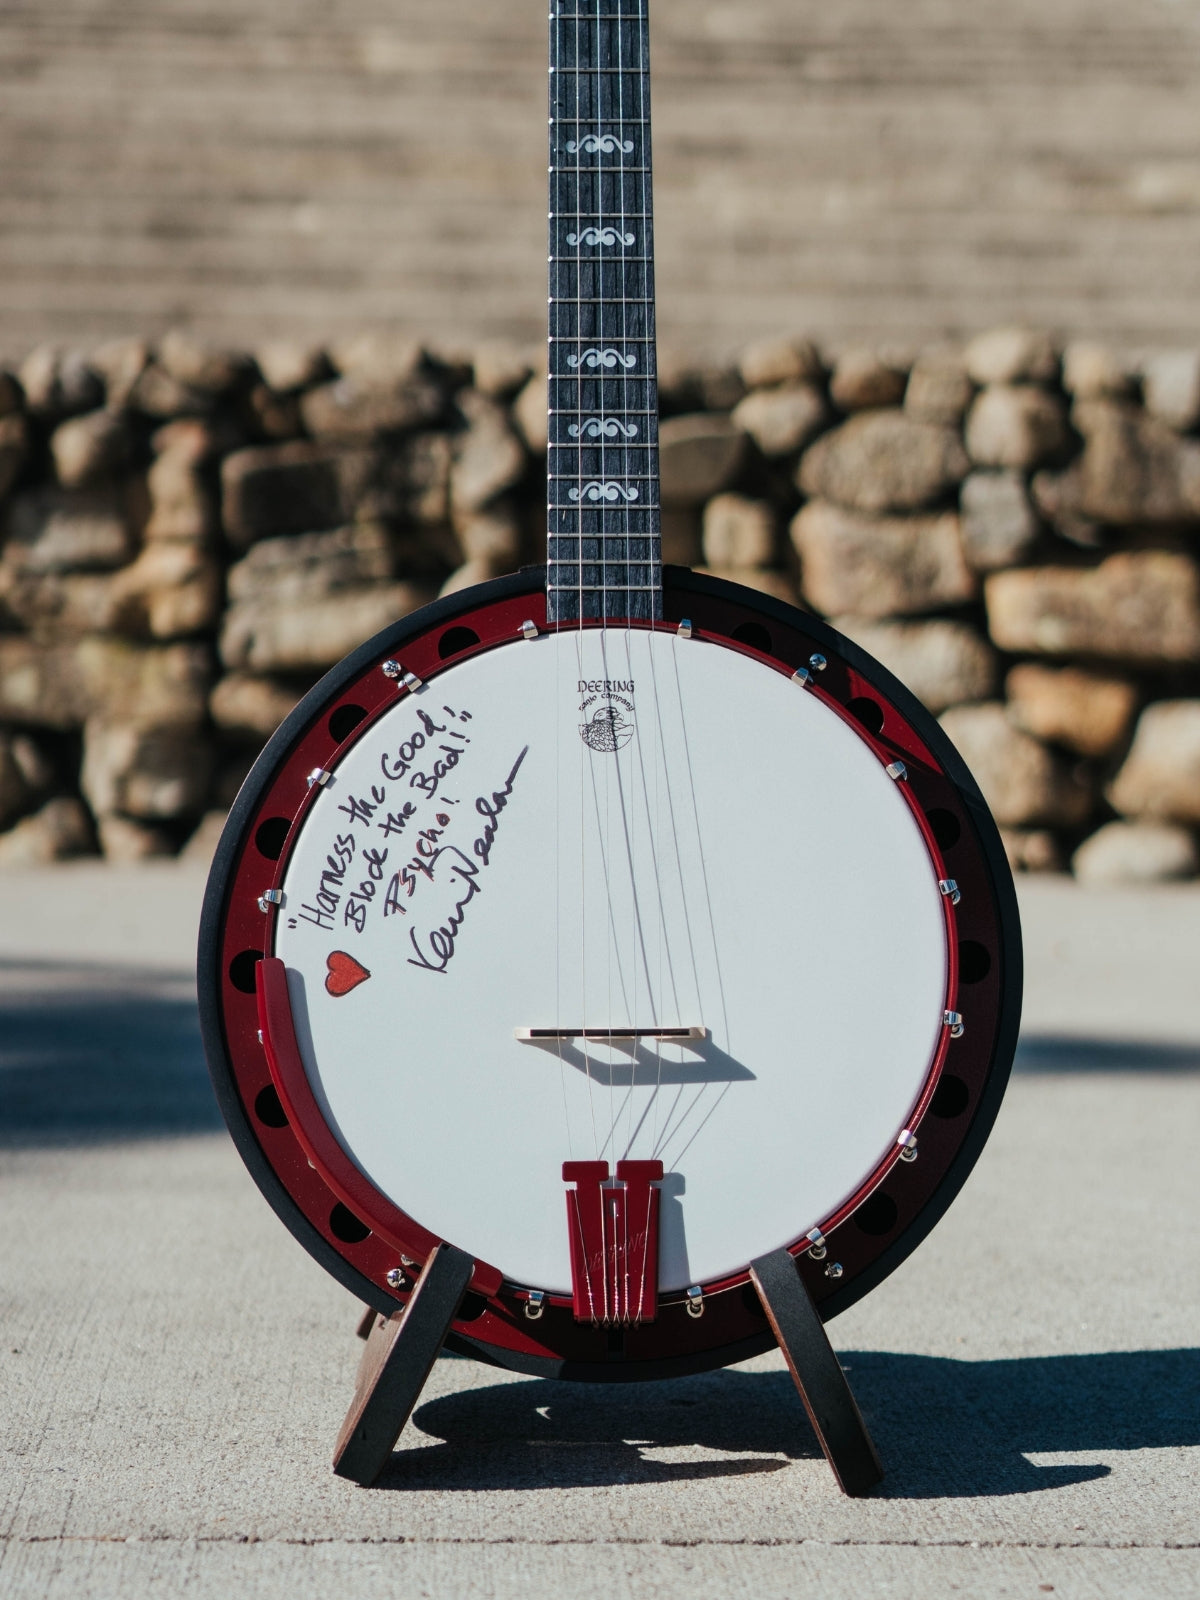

{"left": 325, "top": 951, "right": 371, "bottom": 997}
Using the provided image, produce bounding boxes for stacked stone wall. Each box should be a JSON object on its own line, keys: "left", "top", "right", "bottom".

{"left": 2, "top": 326, "right": 1200, "bottom": 884}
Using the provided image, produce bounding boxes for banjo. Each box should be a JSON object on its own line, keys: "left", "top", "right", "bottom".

{"left": 199, "top": 0, "right": 1021, "bottom": 1495}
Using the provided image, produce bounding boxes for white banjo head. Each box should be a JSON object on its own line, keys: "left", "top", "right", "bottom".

{"left": 275, "top": 627, "right": 947, "bottom": 1295}
{"left": 200, "top": 571, "right": 1020, "bottom": 1378}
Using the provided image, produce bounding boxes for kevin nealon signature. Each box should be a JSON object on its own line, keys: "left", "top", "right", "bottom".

{"left": 383, "top": 747, "right": 529, "bottom": 974}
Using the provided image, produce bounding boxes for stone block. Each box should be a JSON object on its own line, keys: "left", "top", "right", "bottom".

{"left": 110, "top": 541, "right": 224, "bottom": 639}
{"left": 959, "top": 471, "right": 1038, "bottom": 571}
{"left": 0, "top": 798, "right": 95, "bottom": 865}
{"left": 730, "top": 384, "right": 827, "bottom": 457}
{"left": 455, "top": 502, "right": 522, "bottom": 566}
{"left": 702, "top": 494, "right": 776, "bottom": 569}
{"left": 964, "top": 386, "right": 1070, "bottom": 471}
{"left": 939, "top": 702, "right": 1092, "bottom": 827}
{"left": 0, "top": 372, "right": 21, "bottom": 416}
{"left": 660, "top": 508, "right": 701, "bottom": 567}
{"left": 797, "top": 410, "right": 968, "bottom": 513}
{"left": 999, "top": 828, "right": 1062, "bottom": 874}
{"left": 3, "top": 485, "right": 138, "bottom": 573}
{"left": 659, "top": 414, "right": 747, "bottom": 507}
{"left": 472, "top": 341, "right": 534, "bottom": 400}
{"left": 964, "top": 327, "right": 1059, "bottom": 387}
{"left": 829, "top": 349, "right": 908, "bottom": 413}
{"left": 220, "top": 442, "right": 376, "bottom": 546}
{"left": 450, "top": 390, "right": 527, "bottom": 516}
{"left": 791, "top": 501, "right": 976, "bottom": 619}
{"left": 739, "top": 336, "right": 823, "bottom": 391}
{"left": 985, "top": 553, "right": 1200, "bottom": 665}
{"left": 1141, "top": 351, "right": 1200, "bottom": 433}
{"left": 81, "top": 719, "right": 215, "bottom": 821}
{"left": 18, "top": 346, "right": 103, "bottom": 418}
{"left": 1006, "top": 663, "right": 1138, "bottom": 758}
{"left": 0, "top": 731, "right": 53, "bottom": 830}
{"left": 832, "top": 616, "right": 997, "bottom": 714}
{"left": 96, "top": 814, "right": 176, "bottom": 863}
{"left": 697, "top": 567, "right": 798, "bottom": 606}
{"left": 145, "top": 434, "right": 215, "bottom": 544}
{"left": 330, "top": 333, "right": 425, "bottom": 387}
{"left": 0, "top": 415, "right": 29, "bottom": 501}
{"left": 50, "top": 409, "right": 134, "bottom": 490}
{"left": 226, "top": 522, "right": 395, "bottom": 608}
{"left": 210, "top": 673, "right": 303, "bottom": 740}
{"left": 90, "top": 339, "right": 150, "bottom": 411}
{"left": 300, "top": 373, "right": 444, "bottom": 442}
{"left": 129, "top": 363, "right": 212, "bottom": 419}
{"left": 904, "top": 348, "right": 974, "bottom": 426}
{"left": 219, "top": 583, "right": 429, "bottom": 674}
{"left": 439, "top": 558, "right": 505, "bottom": 598}
{"left": 254, "top": 341, "right": 330, "bottom": 394}
{"left": 1061, "top": 342, "right": 1135, "bottom": 400}
{"left": 0, "top": 637, "right": 211, "bottom": 730}
{"left": 158, "top": 329, "right": 252, "bottom": 395}
{"left": 0, "top": 568, "right": 124, "bottom": 637}
{"left": 1062, "top": 399, "right": 1200, "bottom": 523}
{"left": 512, "top": 371, "right": 549, "bottom": 454}
{"left": 1072, "top": 820, "right": 1198, "bottom": 885}
{"left": 1108, "top": 701, "right": 1200, "bottom": 823}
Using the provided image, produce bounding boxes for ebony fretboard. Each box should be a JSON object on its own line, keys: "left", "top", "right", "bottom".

{"left": 547, "top": 0, "right": 661, "bottom": 624}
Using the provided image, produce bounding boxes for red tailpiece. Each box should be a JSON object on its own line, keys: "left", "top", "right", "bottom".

{"left": 563, "top": 1159, "right": 664, "bottom": 1325}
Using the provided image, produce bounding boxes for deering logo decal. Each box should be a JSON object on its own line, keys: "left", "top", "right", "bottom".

{"left": 578, "top": 678, "right": 636, "bottom": 753}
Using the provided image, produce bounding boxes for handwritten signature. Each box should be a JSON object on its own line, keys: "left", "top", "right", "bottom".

{"left": 384, "top": 747, "right": 529, "bottom": 974}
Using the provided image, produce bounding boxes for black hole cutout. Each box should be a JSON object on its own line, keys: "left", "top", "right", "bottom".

{"left": 255, "top": 816, "right": 290, "bottom": 861}
{"left": 254, "top": 1084, "right": 288, "bottom": 1129}
{"left": 847, "top": 696, "right": 885, "bottom": 735}
{"left": 959, "top": 940, "right": 992, "bottom": 985}
{"left": 731, "top": 621, "right": 772, "bottom": 654}
{"left": 329, "top": 1203, "right": 371, "bottom": 1244}
{"left": 228, "top": 949, "right": 263, "bottom": 995}
{"left": 931, "top": 1073, "right": 970, "bottom": 1119}
{"left": 927, "top": 808, "right": 962, "bottom": 853}
{"left": 855, "top": 1192, "right": 899, "bottom": 1237}
{"left": 328, "top": 703, "right": 367, "bottom": 744}
{"left": 438, "top": 625, "right": 481, "bottom": 659}
{"left": 741, "top": 1283, "right": 768, "bottom": 1319}
{"left": 455, "top": 1292, "right": 488, "bottom": 1323}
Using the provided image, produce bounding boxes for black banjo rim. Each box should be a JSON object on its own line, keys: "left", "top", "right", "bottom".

{"left": 198, "top": 565, "right": 1022, "bottom": 1383}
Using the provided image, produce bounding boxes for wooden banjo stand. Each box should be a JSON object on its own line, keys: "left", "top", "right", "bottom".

{"left": 199, "top": 0, "right": 1022, "bottom": 1498}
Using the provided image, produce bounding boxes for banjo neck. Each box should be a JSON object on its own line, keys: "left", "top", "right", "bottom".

{"left": 547, "top": 0, "right": 662, "bottom": 625}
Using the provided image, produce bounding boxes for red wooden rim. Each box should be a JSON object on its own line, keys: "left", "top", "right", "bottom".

{"left": 204, "top": 571, "right": 1013, "bottom": 1375}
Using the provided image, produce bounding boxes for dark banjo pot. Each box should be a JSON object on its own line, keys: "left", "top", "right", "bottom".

{"left": 198, "top": 0, "right": 1021, "bottom": 1497}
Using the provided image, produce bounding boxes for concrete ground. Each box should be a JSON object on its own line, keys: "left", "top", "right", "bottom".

{"left": 0, "top": 865, "right": 1198, "bottom": 1599}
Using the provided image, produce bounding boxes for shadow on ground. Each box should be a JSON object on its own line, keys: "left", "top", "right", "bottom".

{"left": 1016, "top": 1034, "right": 1200, "bottom": 1073}
{"left": 0, "top": 961, "right": 220, "bottom": 1145}
{"left": 390, "top": 1347, "right": 1200, "bottom": 1497}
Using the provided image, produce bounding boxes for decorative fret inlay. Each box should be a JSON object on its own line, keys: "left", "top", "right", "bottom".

{"left": 546, "top": 0, "right": 661, "bottom": 624}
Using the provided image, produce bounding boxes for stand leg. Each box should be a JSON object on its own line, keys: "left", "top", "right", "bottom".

{"left": 333, "top": 1242, "right": 474, "bottom": 1485}
{"left": 749, "top": 1249, "right": 883, "bottom": 1496}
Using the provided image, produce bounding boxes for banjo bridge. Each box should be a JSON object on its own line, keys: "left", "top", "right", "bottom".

{"left": 516, "top": 1026, "right": 705, "bottom": 1043}
{"left": 563, "top": 1159, "right": 664, "bottom": 1326}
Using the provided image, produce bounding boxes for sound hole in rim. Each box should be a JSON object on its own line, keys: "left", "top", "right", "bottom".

{"left": 731, "top": 621, "right": 772, "bottom": 653}
{"left": 328, "top": 703, "right": 367, "bottom": 744}
{"left": 229, "top": 950, "right": 263, "bottom": 995}
{"left": 255, "top": 816, "right": 290, "bottom": 861}
{"left": 329, "top": 1203, "right": 371, "bottom": 1244}
{"left": 930, "top": 1074, "right": 970, "bottom": 1119}
{"left": 958, "top": 941, "right": 992, "bottom": 984}
{"left": 926, "top": 808, "right": 962, "bottom": 853}
{"left": 438, "top": 625, "right": 482, "bottom": 659}
{"left": 854, "top": 1192, "right": 899, "bottom": 1237}
{"left": 254, "top": 1084, "right": 288, "bottom": 1128}
{"left": 847, "top": 696, "right": 885, "bottom": 735}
